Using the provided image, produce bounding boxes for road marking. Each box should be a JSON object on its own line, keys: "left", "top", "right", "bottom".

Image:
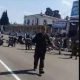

{"left": 0, "top": 59, "right": 21, "bottom": 80}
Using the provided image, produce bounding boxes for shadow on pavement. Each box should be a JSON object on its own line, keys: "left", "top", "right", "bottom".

{"left": 53, "top": 53, "right": 71, "bottom": 56}
{"left": 0, "top": 69, "right": 39, "bottom": 76}
{"left": 2, "top": 45, "right": 8, "bottom": 47}
{"left": 59, "top": 57, "right": 71, "bottom": 59}
{"left": 17, "top": 48, "right": 26, "bottom": 50}
{"left": 63, "top": 54, "right": 71, "bottom": 56}
{"left": 53, "top": 53, "right": 63, "bottom": 55}
{"left": 17, "top": 48, "right": 34, "bottom": 53}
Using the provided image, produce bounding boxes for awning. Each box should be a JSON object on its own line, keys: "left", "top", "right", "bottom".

{"left": 69, "top": 20, "right": 79, "bottom": 22}
{"left": 53, "top": 23, "right": 66, "bottom": 28}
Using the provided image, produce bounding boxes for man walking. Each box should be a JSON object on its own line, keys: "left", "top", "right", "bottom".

{"left": 32, "top": 27, "right": 53, "bottom": 76}
{"left": 70, "top": 40, "right": 78, "bottom": 59}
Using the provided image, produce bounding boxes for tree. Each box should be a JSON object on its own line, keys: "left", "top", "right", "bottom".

{"left": 65, "top": 16, "right": 69, "bottom": 20}
{"left": 53, "top": 10, "right": 61, "bottom": 18}
{"left": 45, "top": 7, "right": 53, "bottom": 16}
{"left": 45, "top": 8, "right": 61, "bottom": 18}
{"left": 0, "top": 10, "right": 9, "bottom": 25}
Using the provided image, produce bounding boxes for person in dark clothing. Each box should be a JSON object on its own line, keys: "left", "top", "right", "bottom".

{"left": 25, "top": 38, "right": 32, "bottom": 50}
{"left": 70, "top": 41, "right": 78, "bottom": 59}
{"left": 18, "top": 36, "right": 23, "bottom": 44}
{"left": 0, "top": 37, "right": 3, "bottom": 46}
{"left": 13, "top": 37, "right": 17, "bottom": 47}
{"left": 25, "top": 34, "right": 32, "bottom": 50}
{"left": 63, "top": 38, "right": 67, "bottom": 48}
{"left": 32, "top": 27, "right": 53, "bottom": 75}
{"left": 8, "top": 37, "right": 14, "bottom": 47}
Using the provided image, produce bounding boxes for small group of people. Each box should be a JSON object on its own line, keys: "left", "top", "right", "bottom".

{"left": 8, "top": 32, "right": 33, "bottom": 50}
{"left": 6, "top": 29, "right": 54, "bottom": 76}
{"left": 1, "top": 29, "right": 79, "bottom": 76}
{"left": 32, "top": 27, "right": 79, "bottom": 76}
{"left": 8, "top": 36, "right": 17, "bottom": 47}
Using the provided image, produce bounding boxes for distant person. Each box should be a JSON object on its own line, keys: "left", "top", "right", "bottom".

{"left": 0, "top": 31, "right": 3, "bottom": 38}
{"left": 13, "top": 36, "right": 17, "bottom": 47}
{"left": 0, "top": 31, "right": 3, "bottom": 46}
{"left": 70, "top": 41, "right": 78, "bottom": 59}
{"left": 32, "top": 27, "right": 53, "bottom": 76}
{"left": 8, "top": 37, "right": 14, "bottom": 47}
{"left": 25, "top": 34, "right": 32, "bottom": 50}
{"left": 0, "top": 32, "right": 1, "bottom": 38}
{"left": 63, "top": 38, "right": 67, "bottom": 48}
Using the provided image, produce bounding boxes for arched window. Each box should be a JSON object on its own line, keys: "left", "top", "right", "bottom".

{"left": 52, "top": 20, "right": 54, "bottom": 24}
{"left": 27, "top": 19, "right": 30, "bottom": 25}
{"left": 24, "top": 20, "right": 26, "bottom": 24}
{"left": 32, "top": 20, "right": 34, "bottom": 25}
{"left": 43, "top": 20, "right": 47, "bottom": 25}
{"left": 36, "top": 18, "right": 39, "bottom": 25}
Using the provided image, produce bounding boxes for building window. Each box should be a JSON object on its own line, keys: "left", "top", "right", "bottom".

{"left": 24, "top": 20, "right": 26, "bottom": 24}
{"left": 52, "top": 21, "right": 54, "bottom": 24}
{"left": 32, "top": 20, "right": 34, "bottom": 25}
{"left": 27, "top": 19, "right": 30, "bottom": 25}
{"left": 43, "top": 20, "right": 47, "bottom": 25}
{"left": 36, "top": 18, "right": 39, "bottom": 25}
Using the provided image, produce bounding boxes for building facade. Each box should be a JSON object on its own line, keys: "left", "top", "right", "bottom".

{"left": 24, "top": 14, "right": 59, "bottom": 26}
{"left": 69, "top": 0, "right": 79, "bottom": 39}
{"left": 70, "top": 0, "right": 79, "bottom": 22}
{"left": 71, "top": 0, "right": 79, "bottom": 17}
{"left": 53, "top": 19, "right": 69, "bottom": 35}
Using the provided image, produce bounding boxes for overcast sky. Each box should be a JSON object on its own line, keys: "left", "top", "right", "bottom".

{"left": 0, "top": 0, "right": 76, "bottom": 24}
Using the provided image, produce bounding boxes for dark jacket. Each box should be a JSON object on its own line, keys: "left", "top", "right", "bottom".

{"left": 32, "top": 33, "right": 51, "bottom": 55}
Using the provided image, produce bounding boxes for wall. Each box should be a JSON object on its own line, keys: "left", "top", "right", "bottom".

{"left": 2, "top": 24, "right": 52, "bottom": 34}
{"left": 24, "top": 14, "right": 56, "bottom": 26}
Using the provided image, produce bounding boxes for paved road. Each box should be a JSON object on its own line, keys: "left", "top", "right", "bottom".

{"left": 0, "top": 43, "right": 79, "bottom": 80}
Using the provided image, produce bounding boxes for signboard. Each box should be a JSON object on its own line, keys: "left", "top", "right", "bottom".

{"left": 53, "top": 21, "right": 67, "bottom": 28}
{"left": 68, "top": 22, "right": 78, "bottom": 37}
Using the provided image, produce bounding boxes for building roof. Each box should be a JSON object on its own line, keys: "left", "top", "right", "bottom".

{"left": 24, "top": 14, "right": 60, "bottom": 20}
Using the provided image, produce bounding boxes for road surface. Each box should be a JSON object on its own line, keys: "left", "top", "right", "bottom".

{"left": 0, "top": 43, "right": 79, "bottom": 80}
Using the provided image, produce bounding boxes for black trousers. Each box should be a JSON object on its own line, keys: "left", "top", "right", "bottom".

{"left": 34, "top": 53, "right": 45, "bottom": 71}
{"left": 25, "top": 43, "right": 30, "bottom": 50}
{"left": 70, "top": 49, "right": 78, "bottom": 58}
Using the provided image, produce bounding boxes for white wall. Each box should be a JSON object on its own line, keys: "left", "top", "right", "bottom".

{"left": 24, "top": 14, "right": 55, "bottom": 26}
{"left": 24, "top": 16, "right": 36, "bottom": 25}
{"left": 39, "top": 16, "right": 53, "bottom": 25}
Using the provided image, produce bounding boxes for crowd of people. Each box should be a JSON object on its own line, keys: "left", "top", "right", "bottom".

{"left": 0, "top": 30, "right": 79, "bottom": 76}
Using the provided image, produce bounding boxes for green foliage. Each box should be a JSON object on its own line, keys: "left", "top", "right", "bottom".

{"left": 0, "top": 10, "right": 9, "bottom": 25}
{"left": 45, "top": 7, "right": 53, "bottom": 16}
{"left": 53, "top": 10, "right": 61, "bottom": 18}
{"left": 45, "top": 8, "right": 61, "bottom": 18}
